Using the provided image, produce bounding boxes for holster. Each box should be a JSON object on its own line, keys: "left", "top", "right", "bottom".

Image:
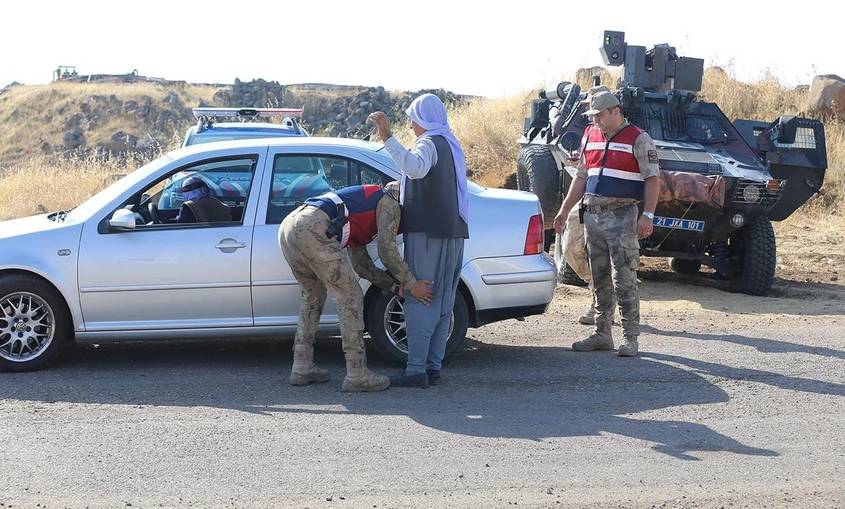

{"left": 325, "top": 203, "right": 347, "bottom": 241}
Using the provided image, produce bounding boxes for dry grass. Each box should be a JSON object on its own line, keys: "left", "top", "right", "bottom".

{"left": 393, "top": 93, "right": 531, "bottom": 187}
{"left": 0, "top": 71, "right": 843, "bottom": 221}
{"left": 0, "top": 82, "right": 218, "bottom": 164}
{"left": 0, "top": 154, "right": 133, "bottom": 220}
{"left": 398, "top": 68, "right": 844, "bottom": 213}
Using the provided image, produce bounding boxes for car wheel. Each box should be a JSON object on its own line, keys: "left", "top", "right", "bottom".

{"left": 366, "top": 290, "right": 469, "bottom": 366}
{"left": 669, "top": 257, "right": 702, "bottom": 275}
{"left": 0, "top": 275, "right": 71, "bottom": 372}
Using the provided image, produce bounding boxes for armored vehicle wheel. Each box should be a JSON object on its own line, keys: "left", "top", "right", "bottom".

{"left": 669, "top": 258, "right": 702, "bottom": 274}
{"left": 516, "top": 164, "right": 529, "bottom": 191}
{"left": 729, "top": 217, "right": 776, "bottom": 296}
{"left": 552, "top": 231, "right": 588, "bottom": 286}
{"left": 558, "top": 263, "right": 588, "bottom": 287}
{"left": 516, "top": 145, "right": 561, "bottom": 232}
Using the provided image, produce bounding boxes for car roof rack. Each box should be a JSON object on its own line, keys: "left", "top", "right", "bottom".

{"left": 193, "top": 107, "right": 306, "bottom": 134}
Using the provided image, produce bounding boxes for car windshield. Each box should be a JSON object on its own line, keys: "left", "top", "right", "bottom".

{"left": 66, "top": 153, "right": 174, "bottom": 222}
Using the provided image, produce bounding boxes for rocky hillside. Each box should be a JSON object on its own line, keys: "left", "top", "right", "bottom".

{"left": 0, "top": 79, "right": 468, "bottom": 166}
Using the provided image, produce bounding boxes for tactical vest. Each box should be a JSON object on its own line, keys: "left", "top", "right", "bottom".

{"left": 305, "top": 184, "right": 385, "bottom": 248}
{"left": 582, "top": 123, "right": 645, "bottom": 200}
{"left": 399, "top": 135, "right": 469, "bottom": 239}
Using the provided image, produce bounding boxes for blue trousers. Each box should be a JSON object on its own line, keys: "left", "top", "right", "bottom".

{"left": 403, "top": 232, "right": 465, "bottom": 376}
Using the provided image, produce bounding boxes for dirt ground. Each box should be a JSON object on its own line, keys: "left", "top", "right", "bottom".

{"left": 635, "top": 213, "right": 845, "bottom": 301}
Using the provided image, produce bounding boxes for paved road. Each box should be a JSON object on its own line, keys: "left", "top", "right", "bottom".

{"left": 2, "top": 280, "right": 844, "bottom": 508}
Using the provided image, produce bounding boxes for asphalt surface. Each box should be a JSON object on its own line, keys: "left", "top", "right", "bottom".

{"left": 1, "top": 278, "right": 844, "bottom": 508}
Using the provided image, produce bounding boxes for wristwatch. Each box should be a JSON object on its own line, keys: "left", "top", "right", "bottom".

{"left": 642, "top": 211, "right": 655, "bottom": 220}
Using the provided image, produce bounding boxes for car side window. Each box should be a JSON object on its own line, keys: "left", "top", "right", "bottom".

{"left": 121, "top": 156, "right": 258, "bottom": 229}
{"left": 358, "top": 163, "right": 392, "bottom": 186}
{"left": 266, "top": 154, "right": 392, "bottom": 224}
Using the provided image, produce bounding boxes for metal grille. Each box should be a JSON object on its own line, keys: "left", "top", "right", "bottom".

{"left": 774, "top": 126, "right": 817, "bottom": 149}
{"left": 661, "top": 111, "right": 727, "bottom": 143}
{"left": 629, "top": 107, "right": 728, "bottom": 143}
{"left": 661, "top": 110, "right": 686, "bottom": 139}
{"left": 731, "top": 179, "right": 784, "bottom": 206}
{"left": 626, "top": 108, "right": 648, "bottom": 130}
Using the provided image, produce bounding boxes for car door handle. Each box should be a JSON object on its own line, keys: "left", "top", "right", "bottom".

{"left": 215, "top": 238, "right": 248, "bottom": 253}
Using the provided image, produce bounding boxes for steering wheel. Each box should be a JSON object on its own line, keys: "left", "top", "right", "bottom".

{"left": 148, "top": 202, "right": 163, "bottom": 224}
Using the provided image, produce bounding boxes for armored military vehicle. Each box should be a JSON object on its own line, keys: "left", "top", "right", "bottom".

{"left": 517, "top": 30, "right": 827, "bottom": 295}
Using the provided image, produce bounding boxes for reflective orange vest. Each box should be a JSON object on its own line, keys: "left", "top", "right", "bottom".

{"left": 582, "top": 123, "right": 645, "bottom": 200}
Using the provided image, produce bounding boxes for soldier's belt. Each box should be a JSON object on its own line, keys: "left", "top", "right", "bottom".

{"left": 582, "top": 202, "right": 635, "bottom": 213}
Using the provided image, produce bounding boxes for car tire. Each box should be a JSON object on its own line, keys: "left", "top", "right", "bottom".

{"left": 0, "top": 274, "right": 71, "bottom": 372}
{"left": 516, "top": 145, "right": 561, "bottom": 231}
{"left": 669, "top": 257, "right": 702, "bottom": 275}
{"left": 552, "top": 233, "right": 588, "bottom": 287}
{"left": 557, "top": 262, "right": 588, "bottom": 287}
{"left": 366, "top": 289, "right": 469, "bottom": 366}
{"left": 729, "top": 217, "right": 776, "bottom": 296}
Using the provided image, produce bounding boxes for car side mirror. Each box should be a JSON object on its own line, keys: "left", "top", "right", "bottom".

{"left": 109, "top": 209, "right": 137, "bottom": 231}
{"left": 559, "top": 131, "right": 581, "bottom": 153}
{"left": 772, "top": 115, "right": 797, "bottom": 145}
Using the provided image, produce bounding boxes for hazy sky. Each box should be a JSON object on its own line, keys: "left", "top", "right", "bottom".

{"left": 2, "top": 0, "right": 839, "bottom": 97}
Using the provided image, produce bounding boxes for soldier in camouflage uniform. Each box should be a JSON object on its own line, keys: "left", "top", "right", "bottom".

{"left": 279, "top": 182, "right": 432, "bottom": 391}
{"left": 553, "top": 88, "right": 660, "bottom": 356}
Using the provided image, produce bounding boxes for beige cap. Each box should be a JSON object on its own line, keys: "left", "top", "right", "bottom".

{"left": 583, "top": 90, "right": 620, "bottom": 116}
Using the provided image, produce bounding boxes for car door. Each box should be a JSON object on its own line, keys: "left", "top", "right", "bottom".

{"left": 250, "top": 148, "right": 393, "bottom": 327}
{"left": 77, "top": 150, "right": 267, "bottom": 331}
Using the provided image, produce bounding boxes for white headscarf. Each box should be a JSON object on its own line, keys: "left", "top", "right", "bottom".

{"left": 405, "top": 94, "right": 469, "bottom": 224}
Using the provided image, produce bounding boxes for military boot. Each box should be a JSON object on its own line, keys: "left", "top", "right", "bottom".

{"left": 577, "top": 305, "right": 596, "bottom": 325}
{"left": 571, "top": 333, "right": 614, "bottom": 352}
{"left": 617, "top": 337, "right": 639, "bottom": 357}
{"left": 289, "top": 344, "right": 331, "bottom": 386}
{"left": 341, "top": 351, "right": 390, "bottom": 392}
{"left": 578, "top": 293, "right": 597, "bottom": 325}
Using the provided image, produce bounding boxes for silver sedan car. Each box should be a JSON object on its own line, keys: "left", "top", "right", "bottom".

{"left": 0, "top": 137, "right": 556, "bottom": 371}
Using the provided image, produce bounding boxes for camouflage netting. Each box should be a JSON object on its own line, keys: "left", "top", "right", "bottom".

{"left": 658, "top": 171, "right": 725, "bottom": 209}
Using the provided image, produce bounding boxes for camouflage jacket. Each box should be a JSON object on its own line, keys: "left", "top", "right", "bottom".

{"left": 347, "top": 193, "right": 417, "bottom": 292}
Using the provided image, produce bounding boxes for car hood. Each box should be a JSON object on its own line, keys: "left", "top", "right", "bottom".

{"left": 0, "top": 214, "right": 77, "bottom": 240}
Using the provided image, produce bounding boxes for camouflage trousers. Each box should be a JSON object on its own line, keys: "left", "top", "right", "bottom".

{"left": 584, "top": 204, "right": 640, "bottom": 340}
{"left": 278, "top": 205, "right": 365, "bottom": 357}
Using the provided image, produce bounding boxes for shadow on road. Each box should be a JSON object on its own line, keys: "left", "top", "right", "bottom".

{"left": 641, "top": 324, "right": 845, "bottom": 363}
{"left": 0, "top": 335, "right": 811, "bottom": 460}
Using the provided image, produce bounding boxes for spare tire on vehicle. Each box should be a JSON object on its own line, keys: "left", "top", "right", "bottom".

{"left": 516, "top": 145, "right": 561, "bottom": 234}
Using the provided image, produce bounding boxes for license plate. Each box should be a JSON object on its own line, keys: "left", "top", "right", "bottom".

{"left": 653, "top": 216, "right": 705, "bottom": 232}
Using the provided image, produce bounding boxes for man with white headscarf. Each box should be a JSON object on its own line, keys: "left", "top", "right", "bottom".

{"left": 367, "top": 94, "right": 469, "bottom": 388}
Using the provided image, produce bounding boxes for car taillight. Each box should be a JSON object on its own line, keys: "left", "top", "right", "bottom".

{"left": 524, "top": 214, "right": 544, "bottom": 255}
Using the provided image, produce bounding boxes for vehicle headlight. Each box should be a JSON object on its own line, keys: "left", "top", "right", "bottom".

{"left": 742, "top": 185, "right": 761, "bottom": 203}
{"left": 730, "top": 214, "right": 745, "bottom": 228}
